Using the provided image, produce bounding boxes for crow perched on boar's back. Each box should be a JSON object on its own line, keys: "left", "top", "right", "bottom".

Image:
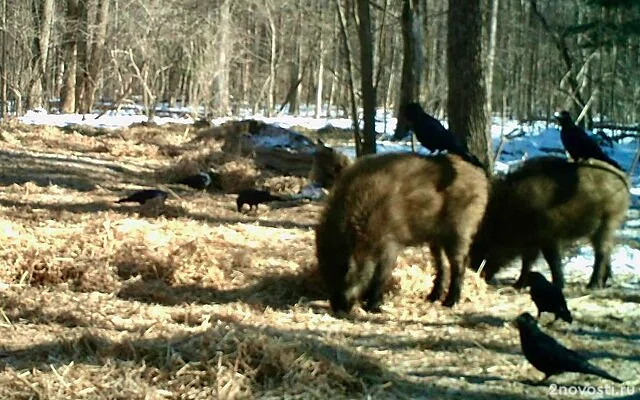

{"left": 316, "top": 152, "right": 488, "bottom": 313}
{"left": 399, "top": 102, "right": 484, "bottom": 169}
{"left": 236, "top": 189, "right": 285, "bottom": 212}
{"left": 554, "top": 110, "right": 623, "bottom": 171}
{"left": 527, "top": 272, "right": 573, "bottom": 324}
{"left": 515, "top": 312, "right": 622, "bottom": 383}
{"left": 116, "top": 189, "right": 169, "bottom": 205}
{"left": 470, "top": 156, "right": 629, "bottom": 289}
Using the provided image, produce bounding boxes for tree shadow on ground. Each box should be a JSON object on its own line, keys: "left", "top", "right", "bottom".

{"left": 0, "top": 148, "right": 153, "bottom": 191}
{"left": 0, "top": 318, "right": 538, "bottom": 400}
{"left": 459, "top": 312, "right": 509, "bottom": 329}
{"left": 117, "top": 268, "right": 326, "bottom": 311}
{"left": 0, "top": 196, "right": 316, "bottom": 230}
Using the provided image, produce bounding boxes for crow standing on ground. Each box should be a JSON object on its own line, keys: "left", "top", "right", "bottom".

{"left": 116, "top": 189, "right": 169, "bottom": 205}
{"left": 236, "top": 189, "right": 285, "bottom": 212}
{"left": 176, "top": 171, "right": 213, "bottom": 190}
{"left": 528, "top": 272, "right": 573, "bottom": 324}
{"left": 554, "top": 110, "right": 623, "bottom": 171}
{"left": 399, "top": 102, "right": 484, "bottom": 168}
{"left": 515, "top": 312, "right": 622, "bottom": 383}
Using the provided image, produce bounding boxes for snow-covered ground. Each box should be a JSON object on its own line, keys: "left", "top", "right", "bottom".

{"left": 15, "top": 107, "right": 640, "bottom": 289}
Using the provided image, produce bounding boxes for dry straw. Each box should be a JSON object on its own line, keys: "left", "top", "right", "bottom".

{"left": 0, "top": 121, "right": 635, "bottom": 399}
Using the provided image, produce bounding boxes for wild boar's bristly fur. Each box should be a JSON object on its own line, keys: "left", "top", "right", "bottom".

{"left": 309, "top": 140, "right": 353, "bottom": 189}
{"left": 315, "top": 152, "right": 489, "bottom": 314}
{"left": 471, "top": 156, "right": 630, "bottom": 289}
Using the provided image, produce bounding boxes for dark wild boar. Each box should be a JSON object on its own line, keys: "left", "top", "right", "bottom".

{"left": 471, "top": 156, "right": 629, "bottom": 289}
{"left": 315, "top": 152, "right": 489, "bottom": 313}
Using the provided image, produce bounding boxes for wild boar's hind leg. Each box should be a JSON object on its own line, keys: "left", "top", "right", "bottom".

{"left": 588, "top": 224, "right": 616, "bottom": 288}
{"left": 442, "top": 239, "right": 468, "bottom": 307}
{"left": 426, "top": 244, "right": 447, "bottom": 303}
{"left": 541, "top": 245, "right": 564, "bottom": 289}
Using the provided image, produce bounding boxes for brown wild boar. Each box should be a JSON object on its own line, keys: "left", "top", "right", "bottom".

{"left": 470, "top": 156, "right": 630, "bottom": 289}
{"left": 309, "top": 140, "right": 353, "bottom": 189}
{"left": 315, "top": 152, "right": 489, "bottom": 313}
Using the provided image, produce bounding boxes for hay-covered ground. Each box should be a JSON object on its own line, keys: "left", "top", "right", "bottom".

{"left": 0, "top": 121, "right": 638, "bottom": 400}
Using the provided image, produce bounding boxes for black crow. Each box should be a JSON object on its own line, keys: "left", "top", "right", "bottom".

{"left": 528, "top": 272, "right": 573, "bottom": 324}
{"left": 236, "top": 189, "right": 284, "bottom": 212}
{"left": 176, "top": 172, "right": 212, "bottom": 190}
{"left": 554, "top": 111, "right": 623, "bottom": 171}
{"left": 399, "top": 102, "right": 484, "bottom": 168}
{"left": 515, "top": 312, "right": 622, "bottom": 383}
{"left": 116, "top": 189, "right": 169, "bottom": 205}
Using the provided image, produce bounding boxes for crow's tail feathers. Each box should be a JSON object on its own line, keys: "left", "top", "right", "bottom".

{"left": 558, "top": 308, "right": 573, "bottom": 324}
{"left": 582, "top": 363, "right": 623, "bottom": 383}
{"left": 463, "top": 152, "right": 484, "bottom": 168}
{"left": 458, "top": 151, "right": 489, "bottom": 175}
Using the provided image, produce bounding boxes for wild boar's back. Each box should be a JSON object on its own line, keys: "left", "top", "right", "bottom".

{"left": 488, "top": 157, "right": 629, "bottom": 245}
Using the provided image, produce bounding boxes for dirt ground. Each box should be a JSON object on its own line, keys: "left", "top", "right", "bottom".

{"left": 0, "top": 121, "right": 638, "bottom": 400}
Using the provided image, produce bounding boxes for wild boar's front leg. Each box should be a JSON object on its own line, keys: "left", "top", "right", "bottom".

{"left": 541, "top": 245, "right": 564, "bottom": 289}
{"left": 514, "top": 248, "right": 540, "bottom": 289}
{"left": 362, "top": 243, "right": 399, "bottom": 312}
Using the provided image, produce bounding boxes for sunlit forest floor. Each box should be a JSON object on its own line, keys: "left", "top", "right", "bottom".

{"left": 0, "top": 121, "right": 637, "bottom": 399}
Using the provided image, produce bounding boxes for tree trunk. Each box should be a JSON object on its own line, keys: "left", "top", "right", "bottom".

{"left": 394, "top": 0, "right": 423, "bottom": 140}
{"left": 60, "top": 0, "right": 79, "bottom": 113}
{"left": 266, "top": 5, "right": 277, "bottom": 117}
{"left": 486, "top": 0, "right": 499, "bottom": 117}
{"left": 74, "top": 0, "right": 88, "bottom": 113}
{"left": 250, "top": 13, "right": 261, "bottom": 115}
{"left": 326, "top": 12, "right": 340, "bottom": 117}
{"left": 0, "top": 0, "right": 6, "bottom": 117}
{"left": 335, "top": 0, "right": 362, "bottom": 155}
{"left": 288, "top": 42, "right": 301, "bottom": 115}
{"left": 81, "top": 0, "right": 109, "bottom": 113}
{"left": 314, "top": 34, "right": 324, "bottom": 118}
{"left": 356, "top": 0, "right": 377, "bottom": 156}
{"left": 215, "top": 0, "right": 231, "bottom": 116}
{"left": 27, "top": 0, "right": 54, "bottom": 109}
{"left": 427, "top": 0, "right": 446, "bottom": 114}
{"left": 447, "top": 0, "right": 491, "bottom": 171}
{"left": 289, "top": 0, "right": 303, "bottom": 115}
{"left": 40, "top": 0, "right": 54, "bottom": 109}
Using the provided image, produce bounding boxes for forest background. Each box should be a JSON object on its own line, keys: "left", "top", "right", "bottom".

{"left": 0, "top": 0, "right": 638, "bottom": 161}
